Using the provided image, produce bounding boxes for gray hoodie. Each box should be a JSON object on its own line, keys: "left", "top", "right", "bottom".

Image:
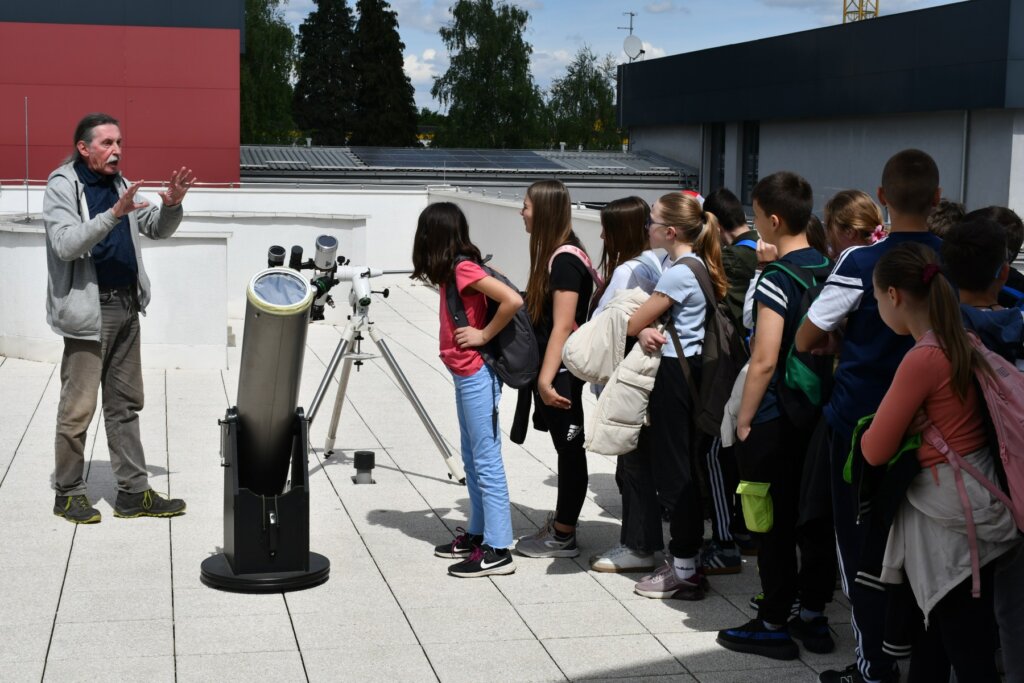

{"left": 42, "top": 161, "right": 182, "bottom": 340}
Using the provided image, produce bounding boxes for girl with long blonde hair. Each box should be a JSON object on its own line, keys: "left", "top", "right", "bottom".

{"left": 627, "top": 192, "right": 728, "bottom": 599}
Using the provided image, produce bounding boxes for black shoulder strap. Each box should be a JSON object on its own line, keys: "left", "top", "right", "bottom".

{"left": 666, "top": 257, "right": 719, "bottom": 415}
{"left": 445, "top": 255, "right": 476, "bottom": 328}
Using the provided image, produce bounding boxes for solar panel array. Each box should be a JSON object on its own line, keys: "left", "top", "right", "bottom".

{"left": 348, "top": 147, "right": 562, "bottom": 170}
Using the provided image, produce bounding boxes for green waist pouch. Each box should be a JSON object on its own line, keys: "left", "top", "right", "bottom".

{"left": 736, "top": 481, "right": 773, "bottom": 533}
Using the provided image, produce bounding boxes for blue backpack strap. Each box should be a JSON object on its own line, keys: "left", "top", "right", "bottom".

{"left": 1002, "top": 284, "right": 1024, "bottom": 307}
{"left": 734, "top": 239, "right": 758, "bottom": 250}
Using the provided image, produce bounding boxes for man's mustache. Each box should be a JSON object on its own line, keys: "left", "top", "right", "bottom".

{"left": 108, "top": 154, "right": 120, "bottom": 164}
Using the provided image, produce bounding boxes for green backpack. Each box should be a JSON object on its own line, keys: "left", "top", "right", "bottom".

{"left": 760, "top": 257, "right": 834, "bottom": 424}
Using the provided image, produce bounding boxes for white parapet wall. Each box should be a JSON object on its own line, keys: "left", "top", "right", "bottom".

{"left": 426, "top": 187, "right": 602, "bottom": 288}
{"left": 0, "top": 184, "right": 430, "bottom": 369}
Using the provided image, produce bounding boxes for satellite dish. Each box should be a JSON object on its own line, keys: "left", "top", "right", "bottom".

{"left": 623, "top": 35, "right": 643, "bottom": 60}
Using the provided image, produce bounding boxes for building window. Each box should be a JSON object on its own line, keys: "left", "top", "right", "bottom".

{"left": 707, "top": 123, "right": 725, "bottom": 194}
{"left": 740, "top": 121, "right": 760, "bottom": 206}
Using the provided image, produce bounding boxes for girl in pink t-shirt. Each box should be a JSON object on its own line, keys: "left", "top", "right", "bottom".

{"left": 411, "top": 202, "right": 523, "bottom": 578}
{"left": 863, "top": 242, "right": 1019, "bottom": 681}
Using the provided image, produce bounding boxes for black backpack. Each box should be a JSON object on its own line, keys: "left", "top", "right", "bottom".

{"left": 665, "top": 258, "right": 750, "bottom": 438}
{"left": 445, "top": 256, "right": 540, "bottom": 389}
{"left": 759, "top": 257, "right": 833, "bottom": 424}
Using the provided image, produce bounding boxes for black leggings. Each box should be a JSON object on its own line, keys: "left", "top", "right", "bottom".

{"left": 908, "top": 566, "right": 1000, "bottom": 683}
{"left": 648, "top": 359, "right": 705, "bottom": 559}
{"left": 534, "top": 370, "right": 588, "bottom": 528}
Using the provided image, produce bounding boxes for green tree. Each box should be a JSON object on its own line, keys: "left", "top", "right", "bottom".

{"left": 547, "top": 47, "right": 620, "bottom": 150}
{"left": 240, "top": 0, "right": 296, "bottom": 143}
{"left": 293, "top": 0, "right": 357, "bottom": 145}
{"left": 431, "top": 0, "right": 544, "bottom": 148}
{"left": 350, "top": 0, "right": 419, "bottom": 146}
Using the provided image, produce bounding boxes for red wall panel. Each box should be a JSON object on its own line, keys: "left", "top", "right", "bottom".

{"left": 0, "top": 22, "right": 239, "bottom": 184}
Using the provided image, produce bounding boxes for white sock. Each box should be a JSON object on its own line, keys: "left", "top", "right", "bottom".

{"left": 672, "top": 555, "right": 697, "bottom": 580}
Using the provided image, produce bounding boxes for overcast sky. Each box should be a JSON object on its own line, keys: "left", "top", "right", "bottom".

{"left": 278, "top": 0, "right": 965, "bottom": 111}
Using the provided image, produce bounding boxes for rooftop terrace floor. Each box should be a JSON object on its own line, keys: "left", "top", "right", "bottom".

{"left": 0, "top": 276, "right": 856, "bottom": 682}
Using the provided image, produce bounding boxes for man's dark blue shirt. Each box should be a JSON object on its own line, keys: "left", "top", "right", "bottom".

{"left": 74, "top": 160, "right": 137, "bottom": 289}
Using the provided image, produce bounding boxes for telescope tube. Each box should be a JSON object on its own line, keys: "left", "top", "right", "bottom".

{"left": 236, "top": 268, "right": 314, "bottom": 495}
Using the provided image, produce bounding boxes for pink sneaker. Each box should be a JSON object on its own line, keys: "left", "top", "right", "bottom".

{"left": 634, "top": 560, "right": 708, "bottom": 600}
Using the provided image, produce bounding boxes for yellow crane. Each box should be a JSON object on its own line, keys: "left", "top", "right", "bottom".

{"left": 843, "top": 0, "right": 880, "bottom": 23}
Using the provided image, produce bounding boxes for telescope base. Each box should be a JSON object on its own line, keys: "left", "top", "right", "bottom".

{"left": 200, "top": 552, "right": 330, "bottom": 593}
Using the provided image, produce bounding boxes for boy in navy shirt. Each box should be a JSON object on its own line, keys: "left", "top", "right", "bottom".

{"left": 716, "top": 172, "right": 836, "bottom": 661}
{"left": 795, "top": 150, "right": 943, "bottom": 683}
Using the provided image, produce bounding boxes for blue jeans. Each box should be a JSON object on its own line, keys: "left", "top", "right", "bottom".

{"left": 452, "top": 364, "right": 513, "bottom": 549}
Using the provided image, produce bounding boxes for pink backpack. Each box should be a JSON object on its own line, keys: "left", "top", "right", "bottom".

{"left": 547, "top": 245, "right": 605, "bottom": 291}
{"left": 918, "top": 332, "right": 1024, "bottom": 597}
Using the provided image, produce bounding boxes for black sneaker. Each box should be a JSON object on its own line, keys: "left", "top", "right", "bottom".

{"left": 53, "top": 494, "right": 101, "bottom": 524}
{"left": 448, "top": 545, "right": 516, "bottom": 578}
{"left": 717, "top": 618, "right": 799, "bottom": 660}
{"left": 113, "top": 489, "right": 186, "bottom": 518}
{"left": 434, "top": 527, "right": 483, "bottom": 558}
{"left": 818, "top": 664, "right": 899, "bottom": 683}
{"left": 748, "top": 591, "right": 800, "bottom": 616}
{"left": 788, "top": 614, "right": 835, "bottom": 653}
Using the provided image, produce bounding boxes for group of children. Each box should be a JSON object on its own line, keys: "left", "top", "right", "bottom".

{"left": 410, "top": 150, "right": 1023, "bottom": 683}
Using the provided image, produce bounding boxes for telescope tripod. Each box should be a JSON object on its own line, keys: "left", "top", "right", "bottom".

{"left": 308, "top": 307, "right": 466, "bottom": 484}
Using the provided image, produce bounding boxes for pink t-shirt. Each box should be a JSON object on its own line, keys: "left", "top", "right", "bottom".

{"left": 438, "top": 260, "right": 489, "bottom": 376}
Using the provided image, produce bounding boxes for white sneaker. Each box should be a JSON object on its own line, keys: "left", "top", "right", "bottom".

{"left": 590, "top": 544, "right": 657, "bottom": 573}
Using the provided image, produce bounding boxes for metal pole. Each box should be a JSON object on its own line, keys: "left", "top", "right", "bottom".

{"left": 323, "top": 357, "right": 354, "bottom": 455}
{"left": 368, "top": 326, "right": 465, "bottom": 483}
{"left": 24, "top": 97, "right": 29, "bottom": 219}
{"left": 307, "top": 322, "right": 356, "bottom": 423}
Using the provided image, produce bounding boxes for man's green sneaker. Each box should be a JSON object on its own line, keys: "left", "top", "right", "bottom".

{"left": 54, "top": 494, "right": 101, "bottom": 524}
{"left": 114, "top": 489, "right": 186, "bottom": 518}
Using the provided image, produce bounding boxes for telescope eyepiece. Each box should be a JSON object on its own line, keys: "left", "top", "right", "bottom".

{"left": 289, "top": 245, "right": 304, "bottom": 271}
{"left": 267, "top": 245, "right": 286, "bottom": 268}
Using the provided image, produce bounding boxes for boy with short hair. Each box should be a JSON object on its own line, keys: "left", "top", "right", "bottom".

{"left": 795, "top": 149, "right": 943, "bottom": 683}
{"left": 716, "top": 172, "right": 835, "bottom": 660}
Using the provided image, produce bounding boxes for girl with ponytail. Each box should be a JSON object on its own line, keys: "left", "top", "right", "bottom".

{"left": 624, "top": 192, "right": 726, "bottom": 600}
{"left": 861, "top": 242, "right": 1019, "bottom": 681}
{"left": 513, "top": 180, "right": 596, "bottom": 559}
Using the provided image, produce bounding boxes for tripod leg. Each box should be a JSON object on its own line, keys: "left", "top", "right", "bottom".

{"left": 324, "top": 357, "right": 354, "bottom": 455}
{"left": 367, "top": 326, "right": 466, "bottom": 484}
{"left": 307, "top": 322, "right": 357, "bottom": 423}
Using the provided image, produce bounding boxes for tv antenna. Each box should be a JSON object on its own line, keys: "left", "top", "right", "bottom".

{"left": 619, "top": 12, "right": 644, "bottom": 62}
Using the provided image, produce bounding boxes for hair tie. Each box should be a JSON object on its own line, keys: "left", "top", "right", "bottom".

{"left": 870, "top": 225, "right": 886, "bottom": 244}
{"left": 922, "top": 263, "right": 941, "bottom": 285}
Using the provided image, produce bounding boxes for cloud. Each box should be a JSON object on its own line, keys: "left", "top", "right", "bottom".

{"left": 390, "top": 0, "right": 456, "bottom": 34}
{"left": 404, "top": 49, "right": 443, "bottom": 86}
{"left": 278, "top": 0, "right": 316, "bottom": 31}
{"left": 645, "top": 1, "right": 676, "bottom": 12}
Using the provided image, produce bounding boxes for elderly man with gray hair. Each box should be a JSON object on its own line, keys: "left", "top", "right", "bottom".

{"left": 43, "top": 112, "right": 194, "bottom": 523}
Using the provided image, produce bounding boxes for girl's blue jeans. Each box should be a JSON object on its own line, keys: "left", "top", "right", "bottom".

{"left": 452, "top": 363, "right": 513, "bottom": 549}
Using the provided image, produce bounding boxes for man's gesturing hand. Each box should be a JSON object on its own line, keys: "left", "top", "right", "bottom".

{"left": 159, "top": 167, "right": 195, "bottom": 207}
{"left": 112, "top": 182, "right": 150, "bottom": 218}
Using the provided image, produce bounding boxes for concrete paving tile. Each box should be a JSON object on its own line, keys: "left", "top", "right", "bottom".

{"left": 583, "top": 676, "right": 695, "bottom": 683}
{"left": 404, "top": 602, "right": 534, "bottom": 644}
{"left": 290, "top": 602, "right": 419, "bottom": 650}
{"left": 0, "top": 658, "right": 45, "bottom": 682}
{"left": 656, "top": 631, "right": 800, "bottom": 673}
{"left": 42, "top": 654, "right": 175, "bottom": 682}
{"left": 57, "top": 584, "right": 173, "bottom": 623}
{"left": 694, "top": 668, "right": 818, "bottom": 682}
{"left": 588, "top": 569, "right": 654, "bottom": 602}
{"left": 424, "top": 639, "right": 565, "bottom": 683}
{"left": 623, "top": 595, "right": 748, "bottom": 635}
{"left": 705, "top": 567, "right": 763, "bottom": 598}
{"left": 541, "top": 634, "right": 686, "bottom": 680}
{"left": 0, "top": 620, "right": 52, "bottom": 662}
{"left": 516, "top": 600, "right": 646, "bottom": 640}
{"left": 385, "top": 571, "right": 512, "bottom": 610}
{"left": 176, "top": 651, "right": 307, "bottom": 683}
{"left": 174, "top": 613, "right": 298, "bottom": 656}
{"left": 172, "top": 586, "right": 288, "bottom": 619}
{"left": 493, "top": 558, "right": 614, "bottom": 605}
{"left": 47, "top": 618, "right": 173, "bottom": 660}
{"left": 302, "top": 640, "right": 437, "bottom": 682}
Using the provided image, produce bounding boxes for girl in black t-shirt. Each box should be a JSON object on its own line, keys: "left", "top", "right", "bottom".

{"left": 514, "top": 180, "right": 596, "bottom": 559}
